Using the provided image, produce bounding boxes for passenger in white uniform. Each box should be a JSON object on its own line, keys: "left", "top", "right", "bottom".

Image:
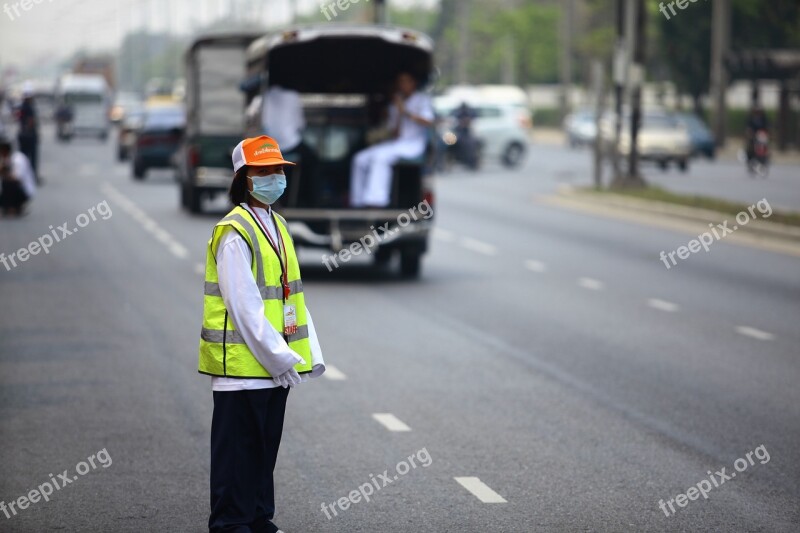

{"left": 350, "top": 72, "right": 434, "bottom": 208}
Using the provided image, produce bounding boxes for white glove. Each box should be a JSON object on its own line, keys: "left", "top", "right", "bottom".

{"left": 274, "top": 367, "right": 302, "bottom": 388}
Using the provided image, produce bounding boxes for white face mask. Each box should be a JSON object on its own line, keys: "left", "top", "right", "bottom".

{"left": 249, "top": 173, "right": 287, "bottom": 205}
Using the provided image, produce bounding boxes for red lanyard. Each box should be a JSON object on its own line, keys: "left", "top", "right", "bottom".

{"left": 252, "top": 208, "right": 291, "bottom": 300}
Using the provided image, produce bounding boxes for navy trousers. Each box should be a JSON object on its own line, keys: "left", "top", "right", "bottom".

{"left": 209, "top": 387, "right": 290, "bottom": 533}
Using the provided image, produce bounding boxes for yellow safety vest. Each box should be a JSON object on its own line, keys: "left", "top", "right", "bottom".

{"left": 198, "top": 205, "right": 312, "bottom": 379}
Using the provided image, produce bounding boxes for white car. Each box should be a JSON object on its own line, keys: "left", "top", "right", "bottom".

{"left": 601, "top": 112, "right": 692, "bottom": 172}
{"left": 435, "top": 97, "right": 531, "bottom": 168}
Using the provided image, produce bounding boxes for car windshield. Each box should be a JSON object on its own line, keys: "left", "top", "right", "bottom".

{"left": 643, "top": 114, "right": 678, "bottom": 129}
{"left": 572, "top": 110, "right": 596, "bottom": 122}
{"left": 678, "top": 114, "right": 708, "bottom": 131}
{"left": 143, "top": 107, "right": 184, "bottom": 129}
{"left": 64, "top": 93, "right": 103, "bottom": 105}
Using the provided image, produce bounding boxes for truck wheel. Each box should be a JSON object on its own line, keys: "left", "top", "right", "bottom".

{"left": 374, "top": 248, "right": 393, "bottom": 267}
{"left": 132, "top": 161, "right": 146, "bottom": 180}
{"left": 187, "top": 185, "right": 202, "bottom": 214}
{"left": 400, "top": 251, "right": 421, "bottom": 278}
{"left": 180, "top": 182, "right": 189, "bottom": 208}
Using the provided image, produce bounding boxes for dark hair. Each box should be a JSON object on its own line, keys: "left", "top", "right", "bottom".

{"left": 229, "top": 166, "right": 250, "bottom": 206}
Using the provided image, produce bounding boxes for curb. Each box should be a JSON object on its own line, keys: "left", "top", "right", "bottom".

{"left": 564, "top": 187, "right": 800, "bottom": 241}
{"left": 544, "top": 186, "right": 800, "bottom": 257}
{"left": 530, "top": 128, "right": 800, "bottom": 164}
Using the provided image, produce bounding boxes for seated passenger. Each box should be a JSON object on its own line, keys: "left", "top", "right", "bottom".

{"left": 350, "top": 72, "right": 433, "bottom": 208}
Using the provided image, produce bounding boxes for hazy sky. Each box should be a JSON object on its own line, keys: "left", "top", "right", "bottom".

{"left": 0, "top": 0, "right": 437, "bottom": 79}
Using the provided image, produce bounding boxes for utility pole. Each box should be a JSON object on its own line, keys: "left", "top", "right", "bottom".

{"left": 611, "top": 0, "right": 646, "bottom": 188}
{"left": 710, "top": 0, "right": 730, "bottom": 148}
{"left": 559, "top": 0, "right": 575, "bottom": 119}
{"left": 455, "top": 0, "right": 471, "bottom": 84}
{"left": 611, "top": 0, "right": 626, "bottom": 183}
{"left": 625, "top": 0, "right": 646, "bottom": 186}
{"left": 591, "top": 60, "right": 606, "bottom": 189}
{"left": 373, "top": 0, "right": 388, "bottom": 24}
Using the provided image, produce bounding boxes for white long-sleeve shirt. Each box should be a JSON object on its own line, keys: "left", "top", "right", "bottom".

{"left": 261, "top": 86, "right": 305, "bottom": 152}
{"left": 211, "top": 204, "right": 325, "bottom": 391}
{"left": 6, "top": 151, "right": 36, "bottom": 199}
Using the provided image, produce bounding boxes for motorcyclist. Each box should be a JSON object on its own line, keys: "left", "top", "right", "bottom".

{"left": 744, "top": 105, "right": 769, "bottom": 160}
{"left": 452, "top": 101, "right": 479, "bottom": 169}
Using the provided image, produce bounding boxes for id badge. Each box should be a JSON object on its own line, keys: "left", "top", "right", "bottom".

{"left": 283, "top": 304, "right": 297, "bottom": 336}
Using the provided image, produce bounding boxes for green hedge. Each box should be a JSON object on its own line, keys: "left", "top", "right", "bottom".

{"left": 532, "top": 107, "right": 563, "bottom": 128}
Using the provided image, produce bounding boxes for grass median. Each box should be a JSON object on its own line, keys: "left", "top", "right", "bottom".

{"left": 582, "top": 186, "right": 800, "bottom": 228}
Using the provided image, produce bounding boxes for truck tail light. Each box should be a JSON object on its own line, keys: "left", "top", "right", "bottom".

{"left": 188, "top": 145, "right": 200, "bottom": 168}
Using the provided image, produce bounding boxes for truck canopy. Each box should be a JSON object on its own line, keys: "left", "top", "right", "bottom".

{"left": 184, "top": 33, "right": 261, "bottom": 136}
{"left": 246, "top": 24, "right": 434, "bottom": 94}
{"left": 57, "top": 74, "right": 109, "bottom": 95}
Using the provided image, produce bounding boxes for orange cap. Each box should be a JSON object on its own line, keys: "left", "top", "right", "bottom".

{"left": 232, "top": 135, "right": 296, "bottom": 172}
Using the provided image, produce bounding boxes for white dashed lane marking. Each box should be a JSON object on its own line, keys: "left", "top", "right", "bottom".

{"left": 454, "top": 477, "right": 507, "bottom": 503}
{"left": 459, "top": 237, "right": 497, "bottom": 256}
{"left": 524, "top": 259, "right": 547, "bottom": 273}
{"left": 322, "top": 364, "right": 347, "bottom": 381}
{"left": 735, "top": 326, "right": 775, "bottom": 341}
{"left": 432, "top": 228, "right": 455, "bottom": 242}
{"left": 578, "top": 277, "right": 604, "bottom": 291}
{"left": 372, "top": 413, "right": 411, "bottom": 432}
{"left": 647, "top": 298, "right": 679, "bottom": 312}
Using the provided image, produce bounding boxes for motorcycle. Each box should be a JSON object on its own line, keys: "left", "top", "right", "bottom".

{"left": 55, "top": 105, "right": 74, "bottom": 142}
{"left": 438, "top": 124, "right": 483, "bottom": 171}
{"left": 746, "top": 129, "right": 769, "bottom": 178}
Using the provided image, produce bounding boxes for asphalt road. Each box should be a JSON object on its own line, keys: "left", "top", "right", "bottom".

{"left": 1, "top": 129, "right": 799, "bottom": 532}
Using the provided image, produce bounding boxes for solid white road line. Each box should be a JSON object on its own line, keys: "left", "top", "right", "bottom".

{"left": 322, "top": 364, "right": 347, "bottom": 381}
{"left": 524, "top": 259, "right": 547, "bottom": 273}
{"left": 735, "top": 326, "right": 775, "bottom": 341}
{"left": 647, "top": 298, "right": 679, "bottom": 312}
{"left": 454, "top": 477, "right": 507, "bottom": 503}
{"left": 101, "top": 183, "right": 189, "bottom": 259}
{"left": 459, "top": 237, "right": 497, "bottom": 256}
{"left": 578, "top": 277, "right": 605, "bottom": 290}
{"left": 372, "top": 413, "right": 411, "bottom": 432}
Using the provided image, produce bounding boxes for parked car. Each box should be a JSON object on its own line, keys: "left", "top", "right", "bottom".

{"left": 675, "top": 112, "right": 715, "bottom": 159}
{"left": 563, "top": 108, "right": 598, "bottom": 147}
{"left": 434, "top": 97, "right": 530, "bottom": 168}
{"left": 130, "top": 104, "right": 185, "bottom": 179}
{"left": 116, "top": 105, "right": 145, "bottom": 161}
{"left": 602, "top": 111, "right": 692, "bottom": 172}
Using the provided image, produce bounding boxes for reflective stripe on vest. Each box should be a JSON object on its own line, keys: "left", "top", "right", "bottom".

{"left": 198, "top": 206, "right": 312, "bottom": 379}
